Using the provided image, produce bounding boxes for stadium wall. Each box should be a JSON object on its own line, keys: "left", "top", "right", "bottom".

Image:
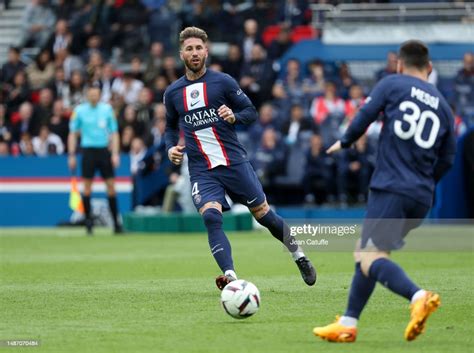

{"left": 0, "top": 156, "right": 132, "bottom": 226}
{"left": 0, "top": 140, "right": 469, "bottom": 227}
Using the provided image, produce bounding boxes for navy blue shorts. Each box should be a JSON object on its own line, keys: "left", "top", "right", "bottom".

{"left": 361, "top": 189, "right": 430, "bottom": 251}
{"left": 189, "top": 162, "right": 266, "bottom": 211}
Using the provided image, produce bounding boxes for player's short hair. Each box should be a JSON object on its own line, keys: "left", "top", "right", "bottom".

{"left": 179, "top": 27, "right": 208, "bottom": 46}
{"left": 399, "top": 40, "right": 430, "bottom": 70}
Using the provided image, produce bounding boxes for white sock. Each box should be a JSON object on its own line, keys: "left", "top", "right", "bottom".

{"left": 411, "top": 289, "right": 427, "bottom": 304}
{"left": 339, "top": 316, "right": 358, "bottom": 327}
{"left": 290, "top": 245, "right": 305, "bottom": 261}
{"left": 224, "top": 270, "right": 237, "bottom": 280}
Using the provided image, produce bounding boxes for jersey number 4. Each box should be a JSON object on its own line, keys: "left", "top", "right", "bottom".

{"left": 192, "top": 182, "right": 199, "bottom": 196}
{"left": 394, "top": 101, "right": 440, "bottom": 149}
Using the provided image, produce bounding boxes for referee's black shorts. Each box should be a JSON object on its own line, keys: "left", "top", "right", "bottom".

{"left": 81, "top": 148, "right": 115, "bottom": 179}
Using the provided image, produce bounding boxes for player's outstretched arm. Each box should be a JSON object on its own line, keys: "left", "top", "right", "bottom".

{"left": 339, "top": 78, "right": 389, "bottom": 149}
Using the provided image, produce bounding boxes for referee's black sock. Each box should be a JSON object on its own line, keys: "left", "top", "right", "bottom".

{"left": 108, "top": 196, "right": 120, "bottom": 227}
{"left": 83, "top": 196, "right": 91, "bottom": 221}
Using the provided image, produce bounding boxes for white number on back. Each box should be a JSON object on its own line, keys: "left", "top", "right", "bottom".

{"left": 191, "top": 182, "right": 199, "bottom": 196}
{"left": 394, "top": 100, "right": 440, "bottom": 149}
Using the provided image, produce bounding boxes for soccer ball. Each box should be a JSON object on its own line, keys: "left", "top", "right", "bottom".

{"left": 220, "top": 279, "right": 260, "bottom": 319}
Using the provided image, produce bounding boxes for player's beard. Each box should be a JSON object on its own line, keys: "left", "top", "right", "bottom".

{"left": 185, "top": 56, "right": 206, "bottom": 74}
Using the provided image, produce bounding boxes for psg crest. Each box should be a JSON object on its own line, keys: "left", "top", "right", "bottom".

{"left": 191, "top": 89, "right": 200, "bottom": 99}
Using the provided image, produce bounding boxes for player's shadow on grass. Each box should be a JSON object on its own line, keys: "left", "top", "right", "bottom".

{"left": 221, "top": 320, "right": 260, "bottom": 325}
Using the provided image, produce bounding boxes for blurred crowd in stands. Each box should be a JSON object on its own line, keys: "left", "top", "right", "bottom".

{"left": 0, "top": 0, "right": 472, "bottom": 206}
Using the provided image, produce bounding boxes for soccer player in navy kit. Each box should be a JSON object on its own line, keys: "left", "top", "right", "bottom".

{"left": 313, "top": 40, "right": 456, "bottom": 342}
{"left": 164, "top": 27, "right": 316, "bottom": 290}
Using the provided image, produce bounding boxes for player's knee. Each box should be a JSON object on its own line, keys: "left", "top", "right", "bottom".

{"left": 360, "top": 251, "right": 389, "bottom": 276}
{"left": 202, "top": 208, "right": 223, "bottom": 230}
{"left": 250, "top": 201, "right": 270, "bottom": 220}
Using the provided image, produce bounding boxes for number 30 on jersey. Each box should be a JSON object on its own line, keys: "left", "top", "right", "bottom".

{"left": 394, "top": 100, "right": 440, "bottom": 149}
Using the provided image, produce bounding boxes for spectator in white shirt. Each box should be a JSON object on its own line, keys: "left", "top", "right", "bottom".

{"left": 32, "top": 125, "right": 64, "bottom": 156}
{"left": 112, "top": 72, "right": 144, "bottom": 105}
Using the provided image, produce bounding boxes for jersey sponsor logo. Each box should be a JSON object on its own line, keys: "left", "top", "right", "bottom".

{"left": 183, "top": 82, "right": 208, "bottom": 111}
{"left": 184, "top": 108, "right": 219, "bottom": 127}
{"left": 236, "top": 89, "right": 243, "bottom": 95}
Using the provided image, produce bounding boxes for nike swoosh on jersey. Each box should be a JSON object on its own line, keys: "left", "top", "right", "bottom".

{"left": 246, "top": 197, "right": 258, "bottom": 204}
{"left": 191, "top": 100, "right": 200, "bottom": 107}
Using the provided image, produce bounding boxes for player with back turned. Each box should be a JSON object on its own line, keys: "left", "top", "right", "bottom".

{"left": 313, "top": 40, "right": 456, "bottom": 342}
{"left": 68, "top": 85, "right": 123, "bottom": 235}
{"left": 164, "top": 27, "right": 316, "bottom": 290}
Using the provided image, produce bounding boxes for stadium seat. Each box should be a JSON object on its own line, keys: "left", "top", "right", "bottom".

{"left": 262, "top": 25, "right": 281, "bottom": 47}
{"left": 291, "top": 26, "right": 318, "bottom": 43}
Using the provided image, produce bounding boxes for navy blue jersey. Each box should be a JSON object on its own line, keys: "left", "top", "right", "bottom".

{"left": 341, "top": 74, "right": 456, "bottom": 207}
{"left": 164, "top": 70, "right": 257, "bottom": 174}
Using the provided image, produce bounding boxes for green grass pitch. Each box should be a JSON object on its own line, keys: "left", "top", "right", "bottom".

{"left": 1, "top": 226, "right": 472, "bottom": 353}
